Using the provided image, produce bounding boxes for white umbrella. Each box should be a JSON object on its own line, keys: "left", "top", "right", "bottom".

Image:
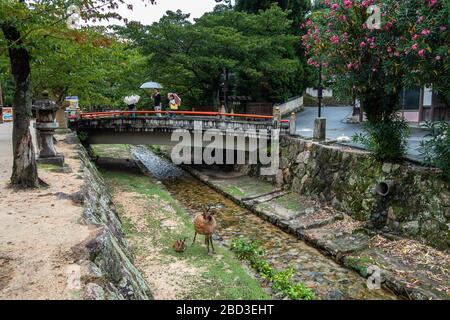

{"left": 124, "top": 95, "right": 141, "bottom": 105}
{"left": 140, "top": 82, "right": 163, "bottom": 89}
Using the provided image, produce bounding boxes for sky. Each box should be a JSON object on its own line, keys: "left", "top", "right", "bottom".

{"left": 115, "top": 0, "right": 218, "bottom": 25}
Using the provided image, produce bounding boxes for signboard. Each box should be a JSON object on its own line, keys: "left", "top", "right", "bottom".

{"left": 65, "top": 96, "right": 79, "bottom": 109}
{"left": 65, "top": 96, "right": 80, "bottom": 122}
{"left": 2, "top": 107, "right": 13, "bottom": 122}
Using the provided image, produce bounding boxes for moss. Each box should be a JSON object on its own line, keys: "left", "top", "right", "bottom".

{"left": 224, "top": 186, "right": 246, "bottom": 198}
{"left": 92, "top": 145, "right": 131, "bottom": 159}
{"left": 344, "top": 255, "right": 376, "bottom": 277}
{"left": 275, "top": 194, "right": 303, "bottom": 212}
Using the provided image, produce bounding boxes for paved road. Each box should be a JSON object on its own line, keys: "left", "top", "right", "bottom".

{"left": 295, "top": 106, "right": 428, "bottom": 161}
{"left": 0, "top": 122, "right": 13, "bottom": 181}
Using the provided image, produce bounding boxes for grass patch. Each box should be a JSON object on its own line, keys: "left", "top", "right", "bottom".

{"left": 231, "top": 238, "right": 315, "bottom": 300}
{"left": 275, "top": 194, "right": 303, "bottom": 212}
{"left": 344, "top": 255, "right": 376, "bottom": 277}
{"left": 224, "top": 186, "right": 246, "bottom": 198}
{"left": 93, "top": 144, "right": 131, "bottom": 159}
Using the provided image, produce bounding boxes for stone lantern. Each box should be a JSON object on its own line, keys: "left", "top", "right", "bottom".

{"left": 33, "top": 91, "right": 64, "bottom": 166}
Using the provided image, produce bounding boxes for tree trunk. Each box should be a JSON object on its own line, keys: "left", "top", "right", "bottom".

{"left": 2, "top": 23, "right": 40, "bottom": 188}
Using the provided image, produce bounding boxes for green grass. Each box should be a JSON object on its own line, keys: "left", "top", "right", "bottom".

{"left": 224, "top": 186, "right": 246, "bottom": 198}
{"left": 37, "top": 163, "right": 71, "bottom": 173}
{"left": 222, "top": 179, "right": 275, "bottom": 199}
{"left": 275, "top": 194, "right": 303, "bottom": 212}
{"left": 344, "top": 255, "right": 376, "bottom": 277}
{"left": 100, "top": 168, "right": 270, "bottom": 300}
{"left": 231, "top": 238, "right": 315, "bottom": 300}
{"left": 93, "top": 144, "right": 131, "bottom": 158}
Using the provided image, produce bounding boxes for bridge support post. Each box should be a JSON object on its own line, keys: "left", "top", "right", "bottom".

{"left": 273, "top": 107, "right": 281, "bottom": 128}
{"left": 289, "top": 112, "right": 297, "bottom": 136}
{"left": 313, "top": 117, "right": 326, "bottom": 141}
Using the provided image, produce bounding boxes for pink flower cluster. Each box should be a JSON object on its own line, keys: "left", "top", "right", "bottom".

{"left": 361, "top": 0, "right": 374, "bottom": 8}
{"left": 427, "top": 0, "right": 437, "bottom": 7}
{"left": 346, "top": 61, "right": 360, "bottom": 71}
{"left": 330, "top": 35, "right": 340, "bottom": 45}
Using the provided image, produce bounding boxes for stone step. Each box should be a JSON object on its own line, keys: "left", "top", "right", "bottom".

{"left": 243, "top": 190, "right": 286, "bottom": 204}
{"left": 241, "top": 188, "right": 284, "bottom": 202}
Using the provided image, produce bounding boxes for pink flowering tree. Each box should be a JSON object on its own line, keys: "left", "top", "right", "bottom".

{"left": 302, "top": 0, "right": 449, "bottom": 160}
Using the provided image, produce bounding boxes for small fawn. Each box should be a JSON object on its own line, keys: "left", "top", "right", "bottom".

{"left": 173, "top": 238, "right": 187, "bottom": 253}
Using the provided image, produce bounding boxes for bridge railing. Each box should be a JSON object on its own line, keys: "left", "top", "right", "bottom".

{"left": 79, "top": 110, "right": 279, "bottom": 121}
{"left": 71, "top": 110, "right": 294, "bottom": 136}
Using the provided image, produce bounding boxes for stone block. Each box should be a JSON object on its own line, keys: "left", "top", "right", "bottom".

{"left": 400, "top": 221, "right": 420, "bottom": 235}
{"left": 37, "top": 155, "right": 65, "bottom": 167}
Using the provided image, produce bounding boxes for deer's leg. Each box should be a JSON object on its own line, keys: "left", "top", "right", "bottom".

{"left": 192, "top": 232, "right": 197, "bottom": 244}
{"left": 206, "top": 236, "right": 210, "bottom": 253}
{"left": 209, "top": 236, "right": 215, "bottom": 254}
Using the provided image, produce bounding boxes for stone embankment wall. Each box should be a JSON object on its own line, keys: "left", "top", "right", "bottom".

{"left": 238, "top": 135, "right": 450, "bottom": 250}
{"left": 71, "top": 136, "right": 152, "bottom": 299}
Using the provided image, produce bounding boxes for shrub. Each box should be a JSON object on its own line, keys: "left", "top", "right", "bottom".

{"left": 420, "top": 121, "right": 450, "bottom": 181}
{"left": 353, "top": 116, "right": 410, "bottom": 161}
{"left": 77, "top": 131, "right": 88, "bottom": 142}
{"left": 231, "top": 238, "right": 315, "bottom": 300}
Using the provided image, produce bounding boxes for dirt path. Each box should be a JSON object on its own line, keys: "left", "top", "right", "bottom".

{"left": 0, "top": 123, "right": 91, "bottom": 299}
{"left": 111, "top": 190, "right": 201, "bottom": 300}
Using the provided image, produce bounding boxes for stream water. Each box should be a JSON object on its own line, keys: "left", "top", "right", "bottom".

{"left": 131, "top": 146, "right": 397, "bottom": 300}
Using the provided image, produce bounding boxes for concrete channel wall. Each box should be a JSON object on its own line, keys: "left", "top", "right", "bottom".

{"left": 72, "top": 135, "right": 153, "bottom": 300}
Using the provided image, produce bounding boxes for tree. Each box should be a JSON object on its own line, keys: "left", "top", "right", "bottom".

{"left": 122, "top": 5, "right": 305, "bottom": 108}
{"left": 235, "top": 0, "right": 311, "bottom": 33}
{"left": 302, "top": 0, "right": 449, "bottom": 160}
{"left": 31, "top": 31, "right": 148, "bottom": 110}
{"left": 0, "top": 0, "right": 155, "bottom": 188}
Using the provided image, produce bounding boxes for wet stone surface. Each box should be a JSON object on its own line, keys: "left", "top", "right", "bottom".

{"left": 132, "top": 146, "right": 397, "bottom": 300}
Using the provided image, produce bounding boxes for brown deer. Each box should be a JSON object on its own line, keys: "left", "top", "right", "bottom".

{"left": 193, "top": 205, "right": 217, "bottom": 255}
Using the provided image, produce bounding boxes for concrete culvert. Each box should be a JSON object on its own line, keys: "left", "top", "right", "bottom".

{"left": 375, "top": 181, "right": 394, "bottom": 197}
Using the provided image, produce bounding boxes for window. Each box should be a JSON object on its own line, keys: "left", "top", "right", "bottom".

{"left": 402, "top": 87, "right": 421, "bottom": 110}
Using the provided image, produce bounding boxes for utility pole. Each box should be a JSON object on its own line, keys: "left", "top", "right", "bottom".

{"left": 223, "top": 68, "right": 229, "bottom": 113}
{"left": 0, "top": 83, "right": 3, "bottom": 107}
{"left": 313, "top": 64, "right": 326, "bottom": 141}
{"left": 317, "top": 64, "right": 323, "bottom": 118}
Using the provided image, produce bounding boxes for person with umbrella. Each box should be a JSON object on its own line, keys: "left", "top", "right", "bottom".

{"left": 140, "top": 82, "right": 163, "bottom": 117}
{"left": 123, "top": 95, "right": 140, "bottom": 118}
{"left": 152, "top": 89, "right": 162, "bottom": 117}
{"left": 167, "top": 93, "right": 181, "bottom": 118}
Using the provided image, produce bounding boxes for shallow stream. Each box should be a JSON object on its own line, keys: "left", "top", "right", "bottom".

{"left": 131, "top": 146, "right": 396, "bottom": 300}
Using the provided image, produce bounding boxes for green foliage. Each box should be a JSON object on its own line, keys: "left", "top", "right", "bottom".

{"left": 31, "top": 33, "right": 149, "bottom": 110}
{"left": 120, "top": 6, "right": 308, "bottom": 108}
{"left": 77, "top": 130, "right": 88, "bottom": 142}
{"left": 231, "top": 238, "right": 315, "bottom": 300}
{"left": 353, "top": 116, "right": 410, "bottom": 162}
{"left": 0, "top": 54, "right": 13, "bottom": 105}
{"left": 234, "top": 0, "right": 311, "bottom": 33}
{"left": 0, "top": 1, "right": 156, "bottom": 111}
{"left": 420, "top": 122, "right": 450, "bottom": 180}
